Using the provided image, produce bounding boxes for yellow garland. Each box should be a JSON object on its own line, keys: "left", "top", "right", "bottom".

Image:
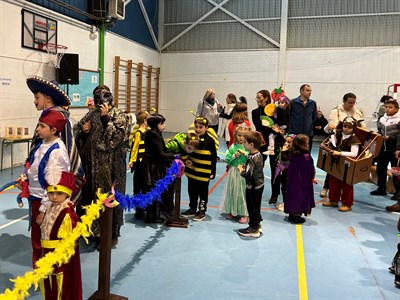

{"left": 0, "top": 191, "right": 109, "bottom": 300}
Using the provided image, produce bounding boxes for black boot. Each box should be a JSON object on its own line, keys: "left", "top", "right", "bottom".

{"left": 269, "top": 195, "right": 278, "bottom": 204}
{"left": 370, "top": 188, "right": 387, "bottom": 196}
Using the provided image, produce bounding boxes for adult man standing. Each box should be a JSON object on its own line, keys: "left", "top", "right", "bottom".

{"left": 289, "top": 84, "right": 317, "bottom": 151}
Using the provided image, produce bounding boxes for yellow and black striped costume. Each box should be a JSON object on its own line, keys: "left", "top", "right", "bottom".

{"left": 129, "top": 128, "right": 146, "bottom": 166}
{"left": 185, "top": 132, "right": 217, "bottom": 182}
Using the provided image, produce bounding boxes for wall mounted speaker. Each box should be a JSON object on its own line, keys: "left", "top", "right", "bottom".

{"left": 57, "top": 53, "right": 79, "bottom": 85}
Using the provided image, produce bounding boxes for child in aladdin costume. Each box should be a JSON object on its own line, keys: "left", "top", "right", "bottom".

{"left": 40, "top": 171, "right": 84, "bottom": 300}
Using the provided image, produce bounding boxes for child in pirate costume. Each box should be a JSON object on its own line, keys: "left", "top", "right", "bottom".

{"left": 26, "top": 76, "right": 83, "bottom": 205}
{"left": 40, "top": 171, "right": 83, "bottom": 300}
{"left": 181, "top": 117, "right": 217, "bottom": 221}
{"left": 27, "top": 110, "right": 70, "bottom": 268}
{"left": 322, "top": 117, "right": 362, "bottom": 212}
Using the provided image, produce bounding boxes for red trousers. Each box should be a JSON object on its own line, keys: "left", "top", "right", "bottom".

{"left": 329, "top": 176, "right": 354, "bottom": 207}
{"left": 29, "top": 199, "right": 42, "bottom": 268}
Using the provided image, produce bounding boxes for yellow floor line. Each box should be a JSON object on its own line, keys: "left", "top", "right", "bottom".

{"left": 296, "top": 224, "right": 308, "bottom": 300}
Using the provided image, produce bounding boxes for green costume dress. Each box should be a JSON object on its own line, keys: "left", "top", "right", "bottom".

{"left": 219, "top": 143, "right": 248, "bottom": 216}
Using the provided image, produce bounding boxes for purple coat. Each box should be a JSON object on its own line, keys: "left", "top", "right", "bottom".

{"left": 284, "top": 154, "right": 315, "bottom": 215}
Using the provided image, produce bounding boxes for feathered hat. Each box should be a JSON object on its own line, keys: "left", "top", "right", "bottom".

{"left": 26, "top": 76, "right": 71, "bottom": 106}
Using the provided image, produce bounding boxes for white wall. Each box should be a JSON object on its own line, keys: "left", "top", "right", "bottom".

{"left": 1, "top": 0, "right": 399, "bottom": 168}
{"left": 0, "top": 0, "right": 159, "bottom": 169}
{"left": 159, "top": 47, "right": 400, "bottom": 132}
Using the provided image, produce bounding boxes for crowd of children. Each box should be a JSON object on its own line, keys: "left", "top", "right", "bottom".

{"left": 6, "top": 77, "right": 400, "bottom": 298}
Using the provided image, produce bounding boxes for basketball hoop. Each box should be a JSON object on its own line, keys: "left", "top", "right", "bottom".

{"left": 40, "top": 42, "right": 67, "bottom": 69}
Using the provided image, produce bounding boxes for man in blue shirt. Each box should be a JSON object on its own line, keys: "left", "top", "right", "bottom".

{"left": 289, "top": 84, "right": 317, "bottom": 151}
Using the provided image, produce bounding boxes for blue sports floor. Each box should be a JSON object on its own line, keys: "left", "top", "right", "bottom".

{"left": 0, "top": 137, "right": 399, "bottom": 299}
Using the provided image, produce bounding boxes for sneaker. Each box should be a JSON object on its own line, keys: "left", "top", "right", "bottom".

{"left": 386, "top": 203, "right": 400, "bottom": 212}
{"left": 322, "top": 201, "right": 338, "bottom": 207}
{"left": 238, "top": 216, "right": 248, "bottom": 224}
{"left": 339, "top": 205, "right": 352, "bottom": 212}
{"left": 370, "top": 189, "right": 387, "bottom": 196}
{"left": 262, "top": 150, "right": 275, "bottom": 156}
{"left": 181, "top": 208, "right": 196, "bottom": 218}
{"left": 268, "top": 195, "right": 278, "bottom": 204}
{"left": 319, "top": 188, "right": 328, "bottom": 198}
{"left": 237, "top": 226, "right": 261, "bottom": 238}
{"left": 192, "top": 211, "right": 206, "bottom": 221}
{"left": 276, "top": 203, "right": 284, "bottom": 212}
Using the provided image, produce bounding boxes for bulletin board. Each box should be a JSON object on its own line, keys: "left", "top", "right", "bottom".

{"left": 60, "top": 69, "right": 99, "bottom": 107}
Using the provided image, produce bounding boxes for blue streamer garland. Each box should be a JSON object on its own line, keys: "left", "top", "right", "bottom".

{"left": 115, "top": 160, "right": 181, "bottom": 211}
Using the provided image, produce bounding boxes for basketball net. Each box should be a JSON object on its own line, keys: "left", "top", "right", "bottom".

{"left": 41, "top": 43, "right": 67, "bottom": 69}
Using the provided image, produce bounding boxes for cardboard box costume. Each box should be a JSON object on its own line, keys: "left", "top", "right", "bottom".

{"left": 317, "top": 127, "right": 383, "bottom": 185}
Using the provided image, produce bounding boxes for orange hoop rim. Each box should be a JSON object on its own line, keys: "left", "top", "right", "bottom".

{"left": 41, "top": 42, "right": 68, "bottom": 50}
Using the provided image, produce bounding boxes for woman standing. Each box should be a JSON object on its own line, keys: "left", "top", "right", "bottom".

{"left": 251, "top": 89, "right": 281, "bottom": 204}
{"left": 196, "top": 88, "right": 223, "bottom": 134}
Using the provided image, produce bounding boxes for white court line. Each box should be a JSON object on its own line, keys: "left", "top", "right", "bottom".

{"left": 0, "top": 214, "right": 29, "bottom": 230}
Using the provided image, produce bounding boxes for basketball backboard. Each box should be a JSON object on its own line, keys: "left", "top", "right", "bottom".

{"left": 22, "top": 9, "right": 58, "bottom": 51}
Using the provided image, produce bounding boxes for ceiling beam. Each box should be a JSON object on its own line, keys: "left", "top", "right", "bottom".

{"left": 161, "top": 0, "right": 231, "bottom": 51}
{"left": 138, "top": 0, "right": 160, "bottom": 51}
{"left": 206, "top": 0, "right": 280, "bottom": 47}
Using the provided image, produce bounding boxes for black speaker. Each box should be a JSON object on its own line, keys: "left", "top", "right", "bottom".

{"left": 57, "top": 53, "right": 79, "bottom": 85}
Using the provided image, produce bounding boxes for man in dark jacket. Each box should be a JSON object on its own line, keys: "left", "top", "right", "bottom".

{"left": 289, "top": 84, "right": 317, "bottom": 151}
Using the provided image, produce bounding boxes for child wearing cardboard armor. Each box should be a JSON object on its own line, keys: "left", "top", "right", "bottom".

{"left": 40, "top": 171, "right": 83, "bottom": 299}
{"left": 322, "top": 117, "right": 362, "bottom": 212}
{"left": 27, "top": 109, "right": 70, "bottom": 268}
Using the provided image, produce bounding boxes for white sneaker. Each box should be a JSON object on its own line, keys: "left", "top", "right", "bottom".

{"left": 320, "top": 188, "right": 328, "bottom": 198}
{"left": 262, "top": 150, "right": 275, "bottom": 155}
